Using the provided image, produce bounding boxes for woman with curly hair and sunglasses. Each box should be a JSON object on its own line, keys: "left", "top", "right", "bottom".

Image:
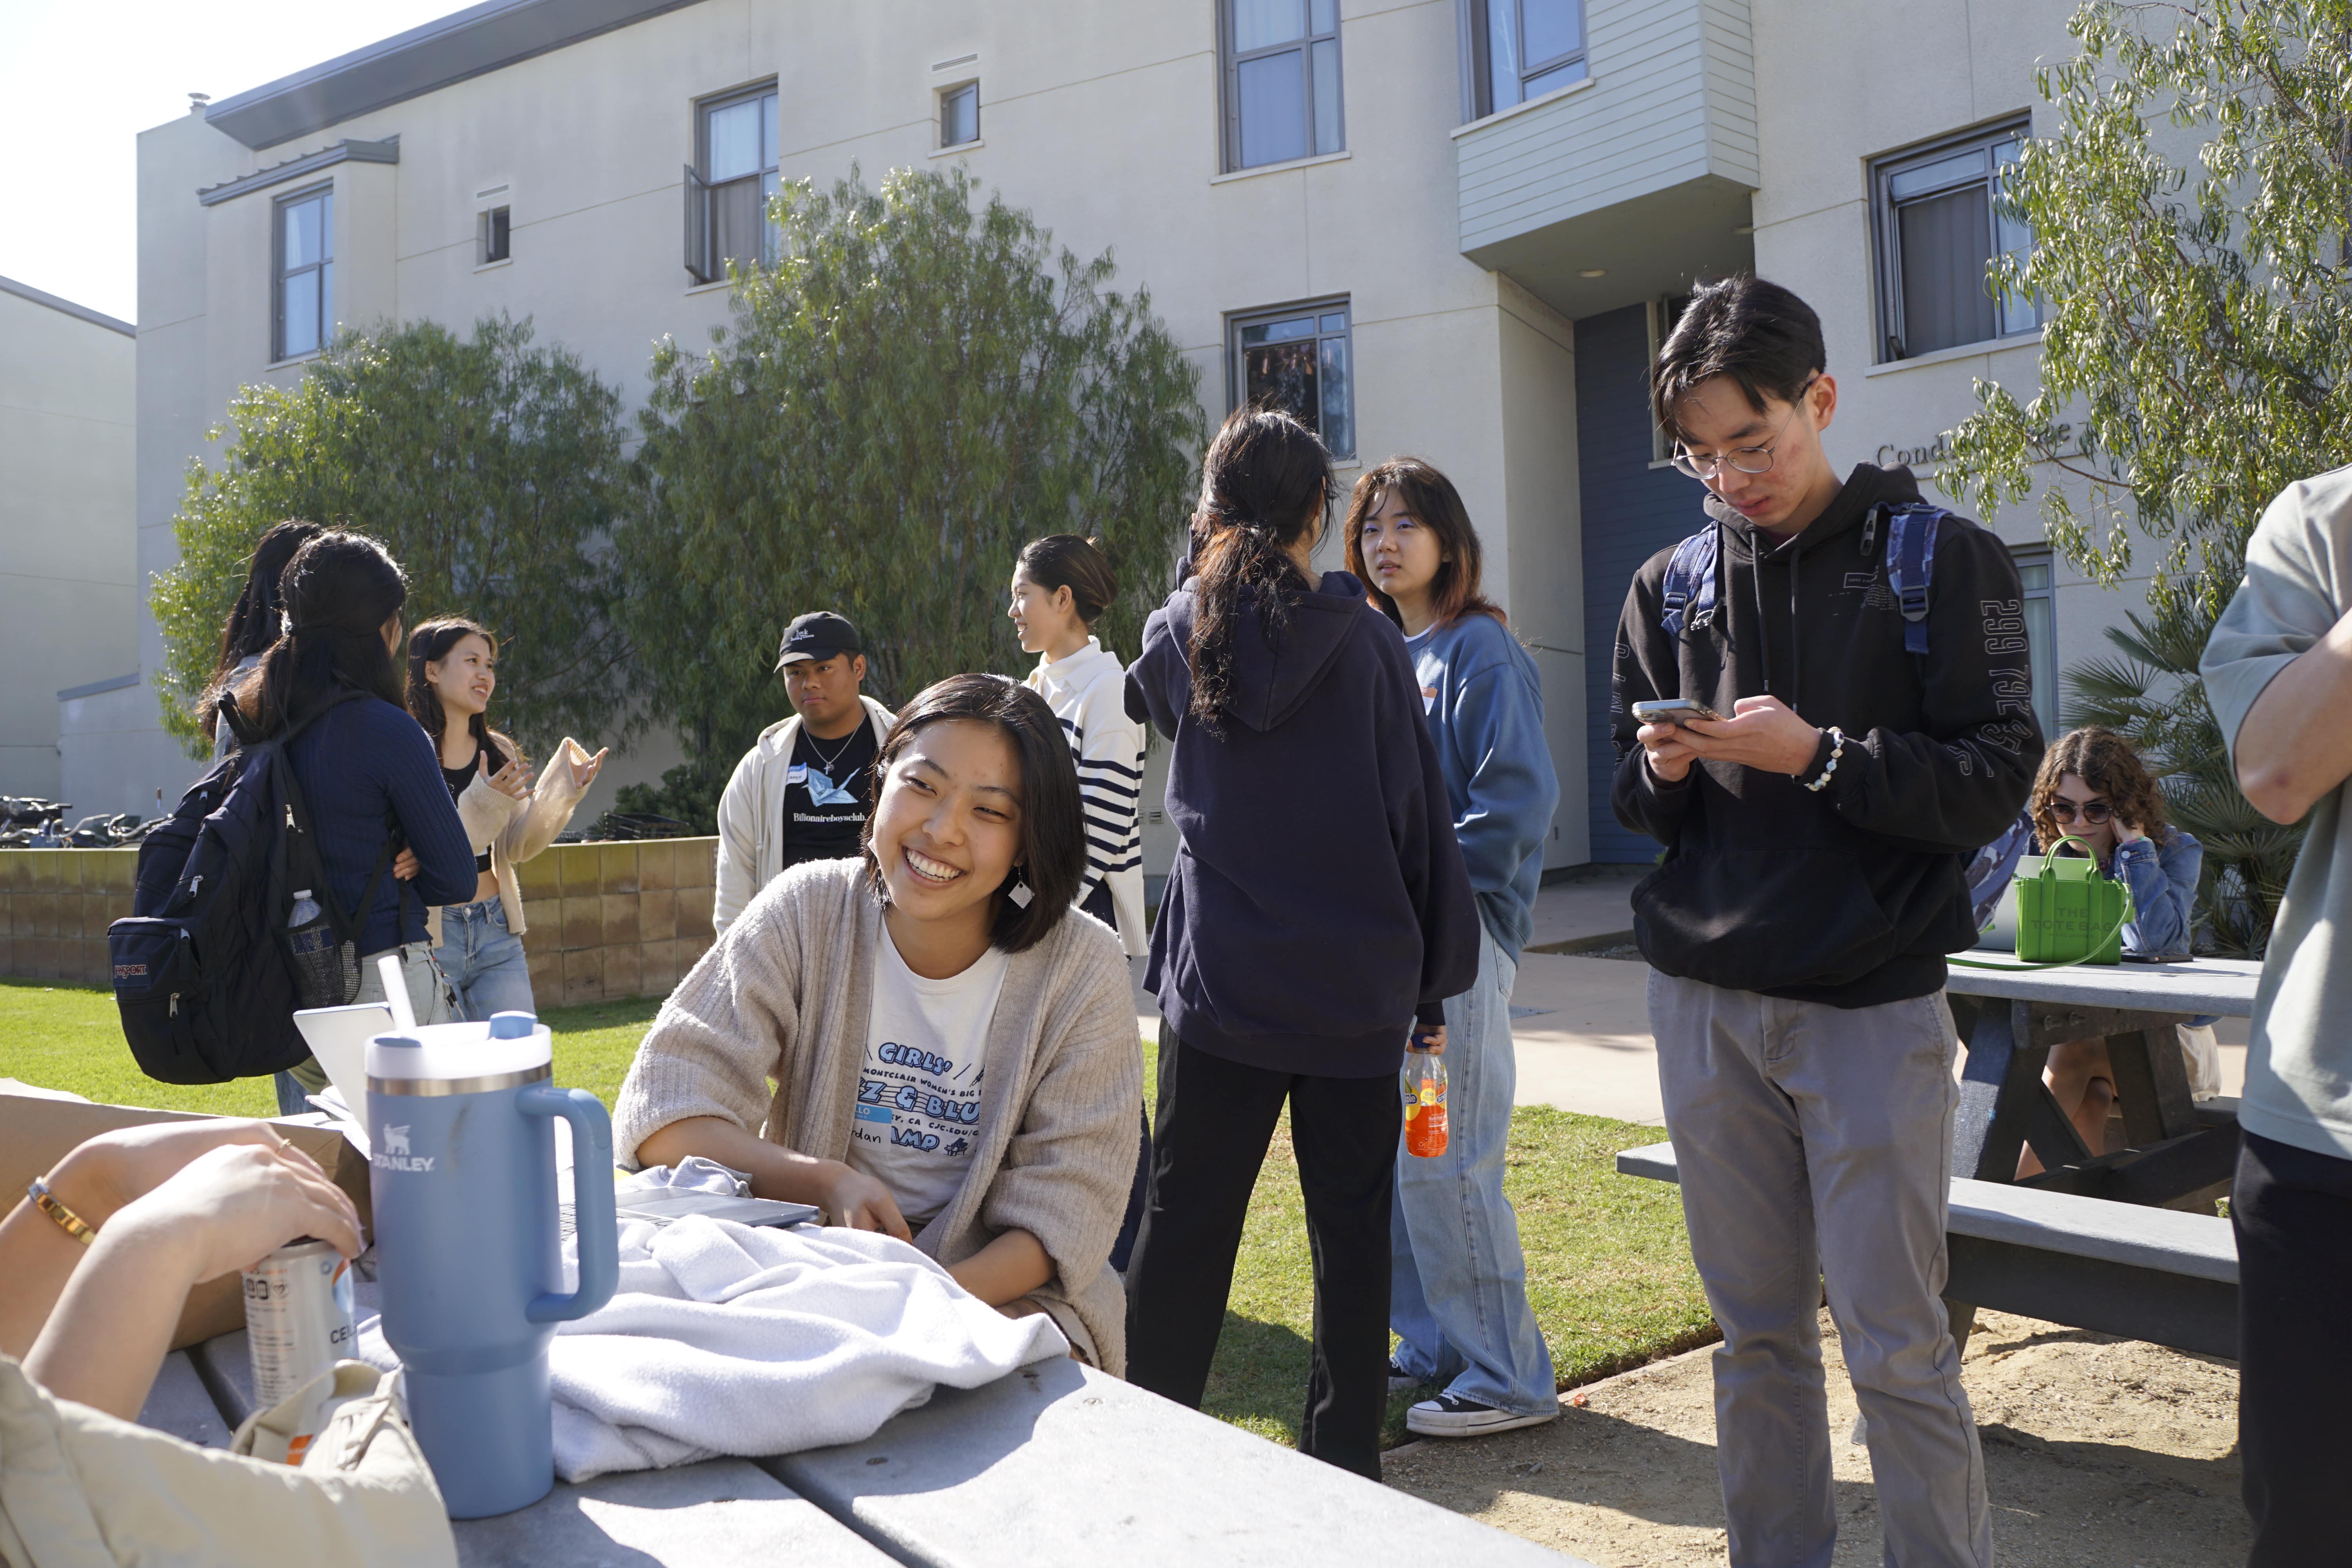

{"left": 2011, "top": 727, "right": 2209, "bottom": 1171}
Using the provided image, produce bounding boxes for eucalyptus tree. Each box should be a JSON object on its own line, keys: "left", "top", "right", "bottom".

{"left": 1936, "top": 0, "right": 2352, "bottom": 949}
{"left": 153, "top": 315, "right": 633, "bottom": 757}
{"left": 617, "top": 163, "right": 1203, "bottom": 828}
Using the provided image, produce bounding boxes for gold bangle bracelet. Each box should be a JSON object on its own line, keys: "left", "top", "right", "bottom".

{"left": 27, "top": 1178, "right": 96, "bottom": 1247}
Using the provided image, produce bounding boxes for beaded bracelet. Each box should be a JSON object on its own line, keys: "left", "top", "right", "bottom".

{"left": 27, "top": 1177, "right": 96, "bottom": 1246}
{"left": 1801, "top": 727, "right": 1846, "bottom": 793}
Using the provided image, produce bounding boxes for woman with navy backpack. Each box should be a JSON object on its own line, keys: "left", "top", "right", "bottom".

{"left": 223, "top": 532, "right": 477, "bottom": 1094}
{"left": 1121, "top": 408, "right": 1478, "bottom": 1478}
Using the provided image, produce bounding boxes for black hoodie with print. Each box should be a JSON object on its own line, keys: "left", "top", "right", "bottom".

{"left": 1610, "top": 463, "right": 2043, "bottom": 1008}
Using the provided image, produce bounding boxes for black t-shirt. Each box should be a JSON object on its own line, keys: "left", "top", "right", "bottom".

{"left": 780, "top": 720, "right": 879, "bottom": 869}
{"left": 439, "top": 745, "right": 493, "bottom": 873}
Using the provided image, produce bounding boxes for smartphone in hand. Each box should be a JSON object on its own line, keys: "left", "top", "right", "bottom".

{"left": 1631, "top": 697, "right": 1726, "bottom": 726}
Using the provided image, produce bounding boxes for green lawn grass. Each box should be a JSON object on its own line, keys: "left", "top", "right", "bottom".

{"left": 1, "top": 980, "right": 1712, "bottom": 1450}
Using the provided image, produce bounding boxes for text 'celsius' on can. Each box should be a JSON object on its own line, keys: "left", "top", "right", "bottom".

{"left": 243, "top": 1237, "right": 357, "bottom": 1429}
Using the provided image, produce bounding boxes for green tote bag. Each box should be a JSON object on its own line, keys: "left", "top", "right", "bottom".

{"left": 2012, "top": 835, "right": 2135, "bottom": 965}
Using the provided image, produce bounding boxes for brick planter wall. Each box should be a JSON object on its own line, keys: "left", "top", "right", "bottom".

{"left": 0, "top": 839, "right": 718, "bottom": 1007}
{"left": 0, "top": 849, "right": 138, "bottom": 986}
{"left": 513, "top": 837, "right": 718, "bottom": 1008}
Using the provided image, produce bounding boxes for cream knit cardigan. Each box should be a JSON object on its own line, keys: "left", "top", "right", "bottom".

{"left": 612, "top": 859, "right": 1144, "bottom": 1374}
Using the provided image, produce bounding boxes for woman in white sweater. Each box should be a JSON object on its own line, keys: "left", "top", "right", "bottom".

{"left": 1009, "top": 535, "right": 1149, "bottom": 958}
{"left": 613, "top": 675, "right": 1143, "bottom": 1372}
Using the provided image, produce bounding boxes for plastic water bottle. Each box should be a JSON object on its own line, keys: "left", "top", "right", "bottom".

{"left": 1403, "top": 1035, "right": 1448, "bottom": 1158}
{"left": 289, "top": 888, "right": 321, "bottom": 929}
{"left": 284, "top": 887, "right": 353, "bottom": 1009}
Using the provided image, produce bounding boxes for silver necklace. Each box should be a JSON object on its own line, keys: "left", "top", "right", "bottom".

{"left": 802, "top": 723, "right": 862, "bottom": 776}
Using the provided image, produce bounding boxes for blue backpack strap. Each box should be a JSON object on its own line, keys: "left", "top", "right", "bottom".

{"left": 1659, "top": 525, "right": 1720, "bottom": 639}
{"left": 1884, "top": 503, "right": 1944, "bottom": 657}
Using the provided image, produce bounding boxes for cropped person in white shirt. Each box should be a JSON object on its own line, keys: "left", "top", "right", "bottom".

{"left": 1009, "top": 534, "right": 1149, "bottom": 957}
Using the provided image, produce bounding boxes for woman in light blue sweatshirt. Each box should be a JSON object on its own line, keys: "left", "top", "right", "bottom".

{"left": 1345, "top": 457, "right": 1561, "bottom": 1440}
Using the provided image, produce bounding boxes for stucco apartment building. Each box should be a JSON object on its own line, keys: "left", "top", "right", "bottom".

{"left": 131, "top": 0, "right": 2128, "bottom": 866}
{"left": 0, "top": 277, "right": 139, "bottom": 809}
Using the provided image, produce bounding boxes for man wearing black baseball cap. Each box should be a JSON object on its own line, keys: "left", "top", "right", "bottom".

{"left": 713, "top": 610, "right": 897, "bottom": 933}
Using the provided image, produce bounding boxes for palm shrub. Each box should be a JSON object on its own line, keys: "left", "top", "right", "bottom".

{"left": 616, "top": 164, "right": 1204, "bottom": 830}
{"left": 152, "top": 315, "right": 634, "bottom": 757}
{"left": 1935, "top": 0, "right": 2352, "bottom": 952}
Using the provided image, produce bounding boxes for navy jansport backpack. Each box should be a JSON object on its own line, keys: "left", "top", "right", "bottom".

{"left": 108, "top": 690, "right": 385, "bottom": 1084}
{"left": 1661, "top": 500, "right": 1947, "bottom": 656}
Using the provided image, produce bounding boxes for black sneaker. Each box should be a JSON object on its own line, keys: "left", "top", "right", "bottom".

{"left": 1406, "top": 1392, "right": 1561, "bottom": 1438}
{"left": 1386, "top": 1357, "right": 1425, "bottom": 1394}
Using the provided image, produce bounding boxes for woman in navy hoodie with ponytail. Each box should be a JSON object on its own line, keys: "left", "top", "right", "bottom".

{"left": 1122, "top": 408, "right": 1477, "bottom": 1478}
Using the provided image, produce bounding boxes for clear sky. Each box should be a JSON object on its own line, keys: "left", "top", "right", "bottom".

{"left": 0, "top": 0, "right": 462, "bottom": 325}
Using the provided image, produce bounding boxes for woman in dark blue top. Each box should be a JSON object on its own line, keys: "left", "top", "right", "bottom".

{"left": 225, "top": 532, "right": 476, "bottom": 1102}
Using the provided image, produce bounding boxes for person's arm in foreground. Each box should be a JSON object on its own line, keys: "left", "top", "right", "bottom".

{"left": 2113, "top": 829, "right": 2200, "bottom": 956}
{"left": 976, "top": 944, "right": 1143, "bottom": 1309}
{"left": 382, "top": 714, "right": 485, "bottom": 907}
{"left": 619, "top": 890, "right": 916, "bottom": 1238}
{"left": 2204, "top": 485, "right": 2352, "bottom": 824}
{"left": 0, "top": 1119, "right": 305, "bottom": 1361}
{"left": 19, "top": 1141, "right": 359, "bottom": 1419}
{"left": 1673, "top": 528, "right": 2042, "bottom": 852}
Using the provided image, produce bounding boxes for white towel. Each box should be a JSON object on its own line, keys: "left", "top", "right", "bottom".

{"left": 359, "top": 1216, "right": 1068, "bottom": 1482}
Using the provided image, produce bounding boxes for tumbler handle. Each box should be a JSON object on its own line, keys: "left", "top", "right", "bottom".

{"left": 519, "top": 1085, "right": 618, "bottom": 1324}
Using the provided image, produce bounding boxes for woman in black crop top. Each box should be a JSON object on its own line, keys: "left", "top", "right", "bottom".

{"left": 406, "top": 619, "right": 605, "bottom": 1021}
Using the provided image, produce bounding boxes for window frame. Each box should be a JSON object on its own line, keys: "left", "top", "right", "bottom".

{"left": 1219, "top": 0, "right": 1345, "bottom": 173}
{"left": 939, "top": 80, "right": 980, "bottom": 149}
{"left": 271, "top": 182, "right": 334, "bottom": 364}
{"left": 688, "top": 79, "right": 781, "bottom": 283}
{"left": 1463, "top": 0, "right": 1589, "bottom": 120}
{"left": 1227, "top": 298, "right": 1356, "bottom": 459}
{"left": 479, "top": 205, "right": 511, "bottom": 266}
{"left": 1870, "top": 116, "right": 2040, "bottom": 364}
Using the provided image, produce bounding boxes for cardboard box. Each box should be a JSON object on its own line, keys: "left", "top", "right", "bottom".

{"left": 0, "top": 1090, "right": 372, "bottom": 1350}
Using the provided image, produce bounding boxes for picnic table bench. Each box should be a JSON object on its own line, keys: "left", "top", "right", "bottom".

{"left": 1615, "top": 955, "right": 2260, "bottom": 1360}
{"left": 142, "top": 1307, "right": 1590, "bottom": 1566}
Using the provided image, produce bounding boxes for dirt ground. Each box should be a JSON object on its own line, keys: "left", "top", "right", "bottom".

{"left": 1382, "top": 1310, "right": 2245, "bottom": 1566}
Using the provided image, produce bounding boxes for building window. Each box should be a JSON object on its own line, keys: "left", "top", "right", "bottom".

{"left": 1872, "top": 121, "right": 2039, "bottom": 361}
{"left": 1231, "top": 301, "right": 1354, "bottom": 458}
{"left": 273, "top": 187, "right": 333, "bottom": 361}
{"left": 940, "top": 82, "right": 979, "bottom": 148}
{"left": 1647, "top": 291, "right": 1690, "bottom": 462}
{"left": 2011, "top": 545, "right": 2058, "bottom": 738}
{"left": 479, "top": 205, "right": 510, "bottom": 265}
{"left": 685, "top": 83, "right": 779, "bottom": 283}
{"left": 1223, "top": 0, "right": 1343, "bottom": 171}
{"left": 1468, "top": 0, "right": 1586, "bottom": 118}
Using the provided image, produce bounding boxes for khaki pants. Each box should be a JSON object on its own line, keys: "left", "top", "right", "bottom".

{"left": 1649, "top": 971, "right": 1991, "bottom": 1568}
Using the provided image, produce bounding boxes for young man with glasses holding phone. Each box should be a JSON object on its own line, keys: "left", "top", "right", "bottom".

{"left": 1610, "top": 276, "right": 2041, "bottom": 1568}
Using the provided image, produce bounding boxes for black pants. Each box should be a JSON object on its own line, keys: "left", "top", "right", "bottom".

{"left": 1123, "top": 1031, "right": 1401, "bottom": 1479}
{"left": 2234, "top": 1128, "right": 2352, "bottom": 1565}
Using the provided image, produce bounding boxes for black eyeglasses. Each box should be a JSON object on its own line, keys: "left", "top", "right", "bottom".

{"left": 2049, "top": 799, "right": 2113, "bottom": 825}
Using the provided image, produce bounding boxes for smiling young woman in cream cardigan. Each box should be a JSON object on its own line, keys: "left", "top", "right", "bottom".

{"left": 612, "top": 675, "right": 1143, "bottom": 1372}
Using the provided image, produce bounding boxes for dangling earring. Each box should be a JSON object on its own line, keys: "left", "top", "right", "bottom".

{"left": 1007, "top": 867, "right": 1034, "bottom": 909}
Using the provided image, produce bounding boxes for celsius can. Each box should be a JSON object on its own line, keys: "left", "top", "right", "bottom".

{"left": 243, "top": 1238, "right": 357, "bottom": 1414}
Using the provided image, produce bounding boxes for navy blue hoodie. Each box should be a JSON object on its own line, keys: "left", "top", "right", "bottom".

{"left": 1125, "top": 569, "right": 1479, "bottom": 1078}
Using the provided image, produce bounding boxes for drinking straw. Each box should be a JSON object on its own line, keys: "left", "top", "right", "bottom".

{"left": 378, "top": 953, "right": 417, "bottom": 1033}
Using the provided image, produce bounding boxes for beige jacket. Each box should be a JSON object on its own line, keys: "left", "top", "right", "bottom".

{"left": 713, "top": 697, "right": 897, "bottom": 935}
{"left": 613, "top": 860, "right": 1143, "bottom": 1374}
{"left": 0, "top": 1357, "right": 455, "bottom": 1568}
{"left": 424, "top": 735, "right": 595, "bottom": 945}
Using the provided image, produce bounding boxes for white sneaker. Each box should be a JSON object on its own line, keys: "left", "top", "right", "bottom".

{"left": 1405, "top": 1393, "right": 1561, "bottom": 1438}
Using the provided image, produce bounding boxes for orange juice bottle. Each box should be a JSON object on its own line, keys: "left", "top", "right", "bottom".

{"left": 1403, "top": 1037, "right": 1448, "bottom": 1158}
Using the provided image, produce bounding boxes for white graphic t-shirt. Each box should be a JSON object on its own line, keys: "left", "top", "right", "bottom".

{"left": 846, "top": 936, "right": 1011, "bottom": 1227}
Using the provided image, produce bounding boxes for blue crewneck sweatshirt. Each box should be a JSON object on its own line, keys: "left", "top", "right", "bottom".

{"left": 1124, "top": 570, "right": 1479, "bottom": 1078}
{"left": 1403, "top": 613, "right": 1558, "bottom": 964}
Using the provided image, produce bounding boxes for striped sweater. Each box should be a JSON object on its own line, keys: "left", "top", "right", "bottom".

{"left": 1026, "top": 639, "right": 1148, "bottom": 956}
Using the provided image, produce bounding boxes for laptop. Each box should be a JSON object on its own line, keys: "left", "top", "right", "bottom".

{"left": 292, "top": 1001, "right": 396, "bottom": 1142}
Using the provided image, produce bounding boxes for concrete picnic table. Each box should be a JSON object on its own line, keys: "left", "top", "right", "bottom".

{"left": 143, "top": 1290, "right": 1591, "bottom": 1566}
{"left": 1942, "top": 955, "right": 2259, "bottom": 1201}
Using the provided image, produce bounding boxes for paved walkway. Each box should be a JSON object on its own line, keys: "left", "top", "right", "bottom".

{"left": 1134, "top": 870, "right": 2247, "bottom": 1129}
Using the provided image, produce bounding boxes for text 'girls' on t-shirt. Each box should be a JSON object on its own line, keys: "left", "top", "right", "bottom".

{"left": 846, "top": 936, "right": 1011, "bottom": 1226}
{"left": 780, "top": 721, "right": 880, "bottom": 869}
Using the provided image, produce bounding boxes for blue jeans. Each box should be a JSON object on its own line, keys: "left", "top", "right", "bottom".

{"left": 432, "top": 899, "right": 537, "bottom": 1022}
{"left": 1390, "top": 922, "right": 1557, "bottom": 1414}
